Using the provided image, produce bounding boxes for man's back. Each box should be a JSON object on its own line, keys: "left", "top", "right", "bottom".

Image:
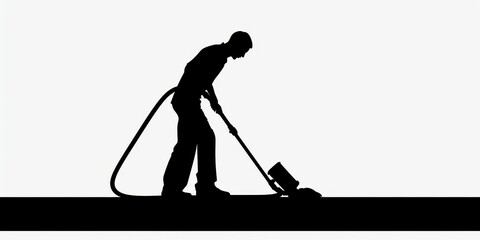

{"left": 172, "top": 44, "right": 227, "bottom": 105}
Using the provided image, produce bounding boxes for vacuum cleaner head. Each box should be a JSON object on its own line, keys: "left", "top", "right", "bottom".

{"left": 268, "top": 162, "right": 299, "bottom": 193}
{"left": 268, "top": 162, "right": 322, "bottom": 199}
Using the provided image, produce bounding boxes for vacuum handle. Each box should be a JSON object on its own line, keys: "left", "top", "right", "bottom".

{"left": 217, "top": 110, "right": 283, "bottom": 194}
{"left": 218, "top": 110, "right": 237, "bottom": 135}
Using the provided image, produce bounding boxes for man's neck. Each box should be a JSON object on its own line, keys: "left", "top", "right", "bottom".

{"left": 221, "top": 42, "right": 233, "bottom": 59}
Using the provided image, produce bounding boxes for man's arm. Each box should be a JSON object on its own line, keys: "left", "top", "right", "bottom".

{"left": 206, "top": 85, "right": 222, "bottom": 113}
{"left": 206, "top": 85, "right": 218, "bottom": 102}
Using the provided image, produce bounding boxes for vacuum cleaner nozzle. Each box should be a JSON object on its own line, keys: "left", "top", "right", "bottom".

{"left": 268, "top": 162, "right": 299, "bottom": 193}
{"left": 268, "top": 162, "right": 322, "bottom": 199}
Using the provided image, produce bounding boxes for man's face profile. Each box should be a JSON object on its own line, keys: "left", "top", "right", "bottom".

{"left": 232, "top": 46, "right": 250, "bottom": 60}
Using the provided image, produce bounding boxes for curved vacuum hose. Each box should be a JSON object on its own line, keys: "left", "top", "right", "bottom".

{"left": 110, "top": 87, "right": 176, "bottom": 198}
{"left": 110, "top": 87, "right": 320, "bottom": 198}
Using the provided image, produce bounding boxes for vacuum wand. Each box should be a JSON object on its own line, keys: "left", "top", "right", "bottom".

{"left": 216, "top": 110, "right": 284, "bottom": 194}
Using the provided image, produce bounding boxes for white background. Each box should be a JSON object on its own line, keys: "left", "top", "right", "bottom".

{"left": 2, "top": 0, "right": 480, "bottom": 197}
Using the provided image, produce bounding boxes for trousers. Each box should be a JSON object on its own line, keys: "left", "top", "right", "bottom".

{"left": 163, "top": 102, "right": 217, "bottom": 192}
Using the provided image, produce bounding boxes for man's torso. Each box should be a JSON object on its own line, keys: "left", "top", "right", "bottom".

{"left": 172, "top": 44, "right": 227, "bottom": 106}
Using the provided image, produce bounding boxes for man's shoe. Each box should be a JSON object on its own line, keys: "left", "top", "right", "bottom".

{"left": 195, "top": 183, "right": 230, "bottom": 197}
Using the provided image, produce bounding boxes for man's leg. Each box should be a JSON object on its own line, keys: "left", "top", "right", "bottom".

{"left": 162, "top": 110, "right": 199, "bottom": 195}
{"left": 195, "top": 110, "right": 229, "bottom": 197}
{"left": 196, "top": 112, "right": 217, "bottom": 184}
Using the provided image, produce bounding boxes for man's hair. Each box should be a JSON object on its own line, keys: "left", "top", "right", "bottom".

{"left": 228, "top": 31, "right": 253, "bottom": 49}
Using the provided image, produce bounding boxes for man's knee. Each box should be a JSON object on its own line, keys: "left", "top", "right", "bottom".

{"left": 204, "top": 127, "right": 215, "bottom": 142}
{"left": 173, "top": 139, "right": 197, "bottom": 152}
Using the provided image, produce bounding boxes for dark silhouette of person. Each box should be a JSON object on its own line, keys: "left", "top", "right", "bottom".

{"left": 162, "top": 31, "right": 253, "bottom": 198}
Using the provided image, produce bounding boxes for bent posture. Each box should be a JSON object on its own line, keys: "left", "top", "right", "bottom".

{"left": 162, "top": 31, "right": 253, "bottom": 197}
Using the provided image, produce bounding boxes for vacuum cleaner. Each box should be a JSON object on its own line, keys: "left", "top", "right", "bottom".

{"left": 110, "top": 87, "right": 322, "bottom": 199}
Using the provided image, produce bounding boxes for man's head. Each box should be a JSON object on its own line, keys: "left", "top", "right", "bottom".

{"left": 226, "top": 31, "right": 252, "bottom": 59}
